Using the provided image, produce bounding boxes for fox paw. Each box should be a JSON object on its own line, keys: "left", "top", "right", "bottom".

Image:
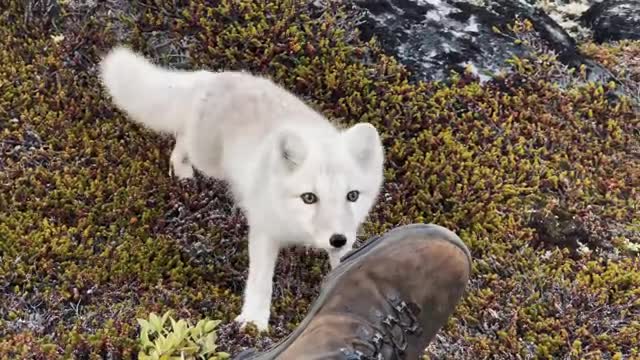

{"left": 234, "top": 312, "right": 269, "bottom": 332}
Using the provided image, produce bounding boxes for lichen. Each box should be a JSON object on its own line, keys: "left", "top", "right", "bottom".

{"left": 1, "top": 0, "right": 638, "bottom": 359}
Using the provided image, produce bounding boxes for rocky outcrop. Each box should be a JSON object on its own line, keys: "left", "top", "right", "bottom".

{"left": 580, "top": 0, "right": 640, "bottom": 43}
{"left": 348, "top": 0, "right": 612, "bottom": 83}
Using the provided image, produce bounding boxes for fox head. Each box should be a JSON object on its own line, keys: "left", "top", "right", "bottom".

{"left": 265, "top": 122, "right": 385, "bottom": 268}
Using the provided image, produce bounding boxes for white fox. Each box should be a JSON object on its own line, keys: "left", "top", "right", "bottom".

{"left": 98, "top": 46, "right": 385, "bottom": 331}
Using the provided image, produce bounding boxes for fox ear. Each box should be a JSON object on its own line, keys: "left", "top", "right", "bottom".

{"left": 343, "top": 122, "right": 384, "bottom": 170}
{"left": 275, "top": 129, "right": 308, "bottom": 172}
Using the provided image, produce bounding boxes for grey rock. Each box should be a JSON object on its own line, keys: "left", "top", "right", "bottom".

{"left": 580, "top": 0, "right": 640, "bottom": 43}
{"left": 348, "top": 0, "right": 612, "bottom": 83}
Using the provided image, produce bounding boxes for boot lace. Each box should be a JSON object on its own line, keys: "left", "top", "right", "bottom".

{"left": 341, "top": 296, "right": 422, "bottom": 360}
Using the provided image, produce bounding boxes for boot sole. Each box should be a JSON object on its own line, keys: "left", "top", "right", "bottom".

{"left": 235, "top": 223, "right": 472, "bottom": 360}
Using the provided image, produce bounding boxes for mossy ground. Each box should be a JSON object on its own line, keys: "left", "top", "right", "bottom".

{"left": 1, "top": 1, "right": 639, "bottom": 359}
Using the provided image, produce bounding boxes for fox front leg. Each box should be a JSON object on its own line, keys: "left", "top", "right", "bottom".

{"left": 234, "top": 230, "right": 279, "bottom": 332}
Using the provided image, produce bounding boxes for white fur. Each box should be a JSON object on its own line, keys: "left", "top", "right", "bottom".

{"left": 98, "top": 46, "right": 385, "bottom": 331}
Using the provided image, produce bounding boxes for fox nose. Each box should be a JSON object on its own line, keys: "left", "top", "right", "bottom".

{"left": 329, "top": 233, "right": 347, "bottom": 248}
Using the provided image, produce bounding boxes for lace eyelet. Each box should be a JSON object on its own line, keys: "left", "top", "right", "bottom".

{"left": 349, "top": 296, "right": 422, "bottom": 359}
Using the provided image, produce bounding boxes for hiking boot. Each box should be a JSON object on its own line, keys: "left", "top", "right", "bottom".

{"left": 234, "top": 223, "right": 472, "bottom": 359}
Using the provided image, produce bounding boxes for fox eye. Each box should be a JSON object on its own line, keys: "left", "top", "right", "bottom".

{"left": 346, "top": 190, "right": 359, "bottom": 202}
{"left": 300, "top": 192, "right": 318, "bottom": 204}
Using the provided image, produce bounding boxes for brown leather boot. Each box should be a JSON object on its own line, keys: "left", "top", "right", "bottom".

{"left": 234, "top": 223, "right": 472, "bottom": 360}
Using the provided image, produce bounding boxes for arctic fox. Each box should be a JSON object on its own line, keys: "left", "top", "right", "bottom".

{"left": 98, "top": 46, "right": 385, "bottom": 331}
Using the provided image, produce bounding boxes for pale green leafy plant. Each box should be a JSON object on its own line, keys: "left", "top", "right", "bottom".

{"left": 137, "top": 310, "right": 230, "bottom": 360}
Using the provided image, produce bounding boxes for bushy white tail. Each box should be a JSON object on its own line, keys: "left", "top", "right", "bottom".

{"left": 99, "top": 46, "right": 209, "bottom": 134}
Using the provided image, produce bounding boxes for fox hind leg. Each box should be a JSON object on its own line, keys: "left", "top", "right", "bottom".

{"left": 169, "top": 133, "right": 195, "bottom": 179}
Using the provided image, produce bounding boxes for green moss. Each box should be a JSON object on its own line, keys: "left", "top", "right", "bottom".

{"left": 580, "top": 39, "right": 640, "bottom": 107}
{"left": 1, "top": 1, "right": 639, "bottom": 359}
